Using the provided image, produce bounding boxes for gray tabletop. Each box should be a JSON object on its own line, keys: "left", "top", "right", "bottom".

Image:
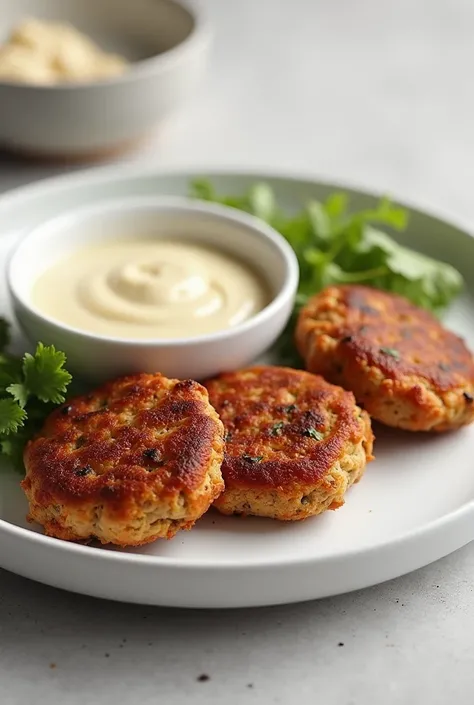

{"left": 1, "top": 1, "right": 474, "bottom": 703}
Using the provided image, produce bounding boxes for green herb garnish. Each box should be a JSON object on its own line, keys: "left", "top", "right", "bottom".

{"left": 379, "top": 347, "right": 400, "bottom": 360}
{"left": 0, "top": 319, "right": 72, "bottom": 471}
{"left": 242, "top": 455, "right": 263, "bottom": 463}
{"left": 75, "top": 465, "right": 93, "bottom": 477}
{"left": 191, "top": 180, "right": 463, "bottom": 366}
{"left": 302, "top": 428, "right": 324, "bottom": 441}
{"left": 143, "top": 448, "right": 163, "bottom": 463}
{"left": 0, "top": 319, "right": 10, "bottom": 352}
{"left": 270, "top": 421, "right": 285, "bottom": 436}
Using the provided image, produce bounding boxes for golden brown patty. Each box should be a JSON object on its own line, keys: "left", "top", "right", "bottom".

{"left": 22, "top": 373, "right": 224, "bottom": 545}
{"left": 296, "top": 284, "right": 474, "bottom": 432}
{"left": 204, "top": 366, "right": 373, "bottom": 520}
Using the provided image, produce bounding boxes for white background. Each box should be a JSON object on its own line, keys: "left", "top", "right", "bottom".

{"left": 1, "top": 1, "right": 474, "bottom": 703}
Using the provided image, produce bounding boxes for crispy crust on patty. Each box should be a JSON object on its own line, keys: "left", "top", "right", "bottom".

{"left": 204, "top": 366, "right": 374, "bottom": 520}
{"left": 296, "top": 285, "right": 474, "bottom": 432}
{"left": 22, "top": 373, "right": 224, "bottom": 545}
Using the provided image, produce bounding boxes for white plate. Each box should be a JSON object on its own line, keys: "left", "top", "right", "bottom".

{"left": 1, "top": 166, "right": 474, "bottom": 608}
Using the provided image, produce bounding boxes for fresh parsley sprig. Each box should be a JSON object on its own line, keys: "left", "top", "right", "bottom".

{"left": 0, "top": 321, "right": 72, "bottom": 471}
{"left": 191, "top": 179, "right": 463, "bottom": 366}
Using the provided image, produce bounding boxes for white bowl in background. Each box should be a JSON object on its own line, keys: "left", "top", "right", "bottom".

{"left": 0, "top": 0, "right": 210, "bottom": 159}
{"left": 7, "top": 196, "right": 299, "bottom": 382}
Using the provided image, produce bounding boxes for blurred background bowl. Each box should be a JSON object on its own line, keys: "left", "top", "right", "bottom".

{"left": 0, "top": 0, "right": 210, "bottom": 161}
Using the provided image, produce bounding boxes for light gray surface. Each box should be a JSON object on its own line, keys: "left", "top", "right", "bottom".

{"left": 1, "top": 0, "right": 474, "bottom": 702}
{"left": 1, "top": 547, "right": 474, "bottom": 705}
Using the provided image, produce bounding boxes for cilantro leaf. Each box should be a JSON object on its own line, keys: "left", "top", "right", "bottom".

{"left": 379, "top": 347, "right": 400, "bottom": 360}
{"left": 324, "top": 192, "right": 349, "bottom": 220}
{"left": 190, "top": 178, "right": 216, "bottom": 201}
{"left": 0, "top": 319, "right": 10, "bottom": 354}
{"left": 270, "top": 421, "right": 285, "bottom": 436}
{"left": 0, "top": 398, "right": 27, "bottom": 435}
{"left": 0, "top": 354, "right": 22, "bottom": 394}
{"left": 191, "top": 179, "right": 463, "bottom": 367}
{"left": 248, "top": 183, "right": 276, "bottom": 222}
{"left": 0, "top": 426, "right": 31, "bottom": 472}
{"left": 0, "top": 437, "right": 14, "bottom": 456}
{"left": 302, "top": 427, "right": 324, "bottom": 441}
{"left": 23, "top": 343, "right": 72, "bottom": 404}
{"left": 6, "top": 382, "right": 29, "bottom": 408}
{"left": 307, "top": 201, "right": 331, "bottom": 241}
{"left": 349, "top": 196, "right": 408, "bottom": 231}
{"left": 0, "top": 322, "right": 73, "bottom": 473}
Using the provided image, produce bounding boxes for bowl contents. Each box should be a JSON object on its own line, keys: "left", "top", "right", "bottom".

{"left": 22, "top": 373, "right": 224, "bottom": 545}
{"left": 32, "top": 239, "right": 271, "bottom": 339}
{"left": 204, "top": 366, "right": 373, "bottom": 520}
{"left": 0, "top": 17, "right": 128, "bottom": 85}
{"left": 296, "top": 284, "right": 474, "bottom": 432}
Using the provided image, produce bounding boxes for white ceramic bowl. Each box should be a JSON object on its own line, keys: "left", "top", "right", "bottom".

{"left": 7, "top": 196, "right": 299, "bottom": 382}
{"left": 0, "top": 0, "right": 210, "bottom": 159}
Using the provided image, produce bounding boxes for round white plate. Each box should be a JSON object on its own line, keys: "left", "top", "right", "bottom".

{"left": 1, "top": 166, "right": 474, "bottom": 608}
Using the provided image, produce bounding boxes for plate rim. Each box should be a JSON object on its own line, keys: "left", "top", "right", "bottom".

{"left": 1, "top": 161, "right": 473, "bottom": 243}
{"left": 0, "top": 493, "right": 473, "bottom": 570}
{"left": 1, "top": 164, "right": 474, "bottom": 574}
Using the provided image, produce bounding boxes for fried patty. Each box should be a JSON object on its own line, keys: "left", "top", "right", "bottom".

{"left": 22, "top": 373, "right": 224, "bottom": 545}
{"left": 204, "top": 366, "right": 373, "bottom": 520}
{"left": 296, "top": 284, "right": 474, "bottom": 432}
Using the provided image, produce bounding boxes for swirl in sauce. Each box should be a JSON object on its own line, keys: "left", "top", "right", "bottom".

{"left": 33, "top": 240, "right": 271, "bottom": 339}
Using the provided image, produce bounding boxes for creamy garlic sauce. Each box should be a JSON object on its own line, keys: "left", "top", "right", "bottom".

{"left": 32, "top": 240, "right": 271, "bottom": 339}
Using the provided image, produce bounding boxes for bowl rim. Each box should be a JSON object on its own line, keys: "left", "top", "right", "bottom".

{"left": 0, "top": 0, "right": 211, "bottom": 91}
{"left": 7, "top": 195, "right": 300, "bottom": 347}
